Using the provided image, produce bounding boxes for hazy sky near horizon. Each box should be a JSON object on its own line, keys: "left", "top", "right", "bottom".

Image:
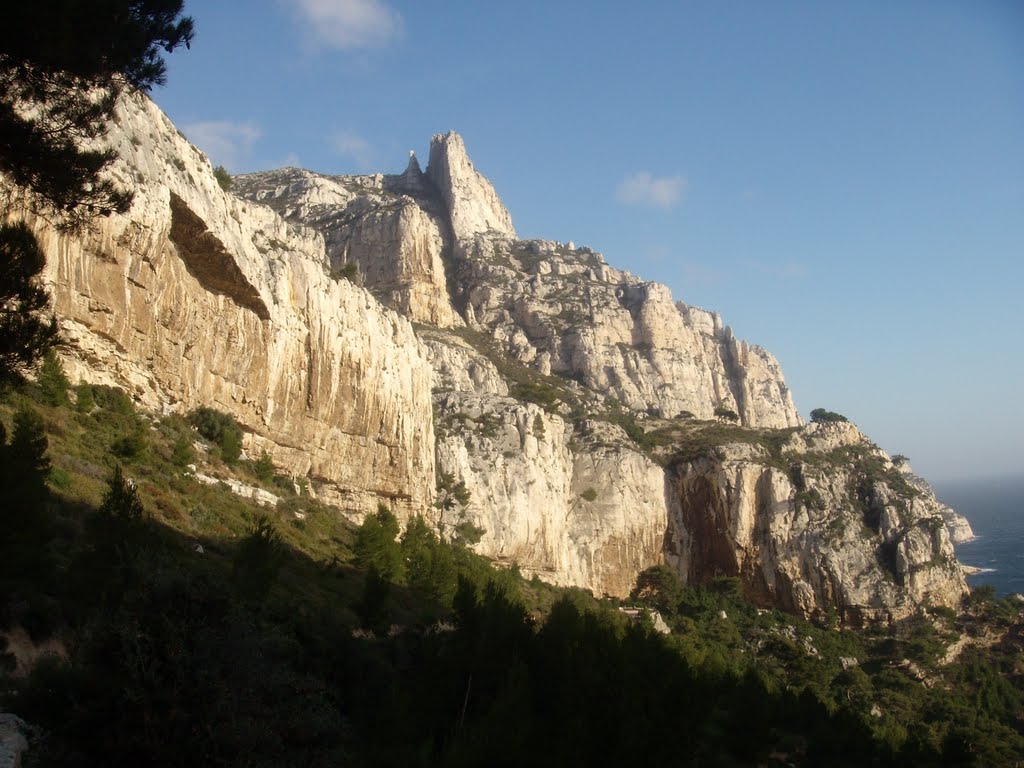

{"left": 153, "top": 0, "right": 1024, "bottom": 483}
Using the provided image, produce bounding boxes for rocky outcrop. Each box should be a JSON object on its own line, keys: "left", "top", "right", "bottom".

{"left": 427, "top": 132, "right": 516, "bottom": 241}
{"left": 238, "top": 139, "right": 799, "bottom": 428}
{"left": 425, "top": 331, "right": 666, "bottom": 597}
{"left": 446, "top": 238, "right": 800, "bottom": 427}
{"left": 432, "top": 390, "right": 667, "bottom": 597}
{"left": 233, "top": 163, "right": 460, "bottom": 328}
{"left": 8, "top": 93, "right": 971, "bottom": 618}
{"left": 903, "top": 471, "right": 975, "bottom": 545}
{"left": 9, "top": 94, "right": 436, "bottom": 518}
{"left": 665, "top": 421, "right": 968, "bottom": 621}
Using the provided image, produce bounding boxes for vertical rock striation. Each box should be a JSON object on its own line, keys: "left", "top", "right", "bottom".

{"left": 7, "top": 94, "right": 436, "bottom": 518}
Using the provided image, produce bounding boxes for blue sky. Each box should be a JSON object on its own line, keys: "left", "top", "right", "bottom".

{"left": 153, "top": 1, "right": 1024, "bottom": 483}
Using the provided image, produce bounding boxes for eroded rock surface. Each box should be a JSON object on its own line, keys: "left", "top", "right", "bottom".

{"left": 9, "top": 94, "right": 435, "bottom": 518}
{"left": 665, "top": 421, "right": 968, "bottom": 621}
{"left": 6, "top": 94, "right": 972, "bottom": 616}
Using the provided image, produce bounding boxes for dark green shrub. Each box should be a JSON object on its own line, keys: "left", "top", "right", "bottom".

{"left": 170, "top": 436, "right": 194, "bottom": 467}
{"left": 213, "top": 164, "right": 232, "bottom": 191}
{"left": 810, "top": 408, "right": 849, "bottom": 424}
{"left": 111, "top": 429, "right": 147, "bottom": 459}
{"left": 356, "top": 565, "right": 391, "bottom": 630}
{"left": 74, "top": 382, "right": 95, "bottom": 412}
{"left": 272, "top": 474, "right": 297, "bottom": 496}
{"left": 453, "top": 520, "right": 485, "bottom": 546}
{"left": 90, "top": 385, "right": 135, "bottom": 415}
{"left": 49, "top": 466, "right": 72, "bottom": 489}
{"left": 252, "top": 450, "right": 274, "bottom": 483}
{"left": 332, "top": 262, "right": 358, "bottom": 282}
{"left": 714, "top": 406, "right": 740, "bottom": 422}
{"left": 36, "top": 350, "right": 70, "bottom": 406}
{"left": 188, "top": 406, "right": 243, "bottom": 465}
{"left": 580, "top": 487, "right": 598, "bottom": 503}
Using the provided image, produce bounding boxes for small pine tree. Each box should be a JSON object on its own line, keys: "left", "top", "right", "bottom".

{"left": 0, "top": 406, "right": 54, "bottom": 579}
{"left": 99, "top": 465, "right": 145, "bottom": 523}
{"left": 401, "top": 516, "right": 457, "bottom": 603}
{"left": 220, "top": 427, "right": 241, "bottom": 465}
{"left": 74, "top": 382, "right": 95, "bottom": 412}
{"left": 354, "top": 506, "right": 405, "bottom": 583}
{"left": 36, "top": 350, "right": 70, "bottom": 406}
{"left": 213, "top": 165, "right": 232, "bottom": 191}
{"left": 253, "top": 450, "right": 274, "bottom": 483}
{"left": 89, "top": 465, "right": 146, "bottom": 561}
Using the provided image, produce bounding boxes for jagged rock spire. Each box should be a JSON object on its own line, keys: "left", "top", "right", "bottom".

{"left": 405, "top": 149, "right": 422, "bottom": 176}
{"left": 426, "top": 131, "right": 515, "bottom": 241}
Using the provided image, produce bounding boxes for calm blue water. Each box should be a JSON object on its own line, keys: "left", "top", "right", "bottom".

{"left": 934, "top": 475, "right": 1024, "bottom": 597}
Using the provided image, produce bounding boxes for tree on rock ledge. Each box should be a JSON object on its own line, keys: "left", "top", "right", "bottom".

{"left": 810, "top": 408, "right": 849, "bottom": 424}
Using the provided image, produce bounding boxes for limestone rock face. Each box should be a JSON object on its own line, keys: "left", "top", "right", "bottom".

{"left": 427, "top": 132, "right": 516, "bottom": 241}
{"left": 426, "top": 332, "right": 665, "bottom": 596}
{"left": 904, "top": 471, "right": 975, "bottom": 545}
{"left": 233, "top": 165, "right": 460, "bottom": 328}
{"left": 8, "top": 94, "right": 971, "bottom": 618}
{"left": 10, "top": 94, "right": 436, "bottom": 518}
{"left": 421, "top": 333, "right": 508, "bottom": 396}
{"left": 447, "top": 238, "right": 801, "bottom": 427}
{"left": 433, "top": 390, "right": 666, "bottom": 596}
{"left": 229, "top": 130, "right": 969, "bottom": 614}
{"left": 666, "top": 421, "right": 968, "bottom": 621}
{"left": 238, "top": 141, "right": 798, "bottom": 428}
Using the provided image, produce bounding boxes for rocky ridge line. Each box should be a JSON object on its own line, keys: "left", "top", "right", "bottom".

{"left": 6, "top": 95, "right": 974, "bottom": 618}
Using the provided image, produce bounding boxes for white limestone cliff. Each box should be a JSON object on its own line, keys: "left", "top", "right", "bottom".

{"left": 430, "top": 376, "right": 666, "bottom": 597}
{"left": 666, "top": 421, "right": 968, "bottom": 622}
{"left": 5, "top": 94, "right": 436, "bottom": 519}
{"left": 233, "top": 165, "right": 460, "bottom": 328}
{"left": 5, "top": 94, "right": 972, "bottom": 618}
{"left": 427, "top": 131, "right": 516, "bottom": 241}
{"left": 447, "top": 237, "right": 801, "bottom": 427}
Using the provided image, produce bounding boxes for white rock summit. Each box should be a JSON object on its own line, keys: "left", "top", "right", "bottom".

{"left": 427, "top": 131, "right": 516, "bottom": 241}
{"left": 1, "top": 95, "right": 972, "bottom": 619}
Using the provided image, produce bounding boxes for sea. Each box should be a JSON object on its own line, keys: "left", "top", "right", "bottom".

{"left": 934, "top": 475, "right": 1024, "bottom": 597}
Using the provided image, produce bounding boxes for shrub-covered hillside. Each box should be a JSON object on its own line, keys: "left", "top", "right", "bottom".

{"left": 1, "top": 362, "right": 1022, "bottom": 766}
